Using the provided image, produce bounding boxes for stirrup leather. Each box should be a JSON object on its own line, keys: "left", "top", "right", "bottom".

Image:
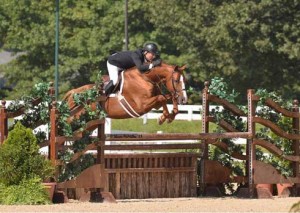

{"left": 104, "top": 80, "right": 114, "bottom": 96}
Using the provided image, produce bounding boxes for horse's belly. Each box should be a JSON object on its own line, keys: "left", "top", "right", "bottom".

{"left": 104, "top": 98, "right": 140, "bottom": 119}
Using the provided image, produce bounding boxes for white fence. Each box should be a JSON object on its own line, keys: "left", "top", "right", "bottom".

{"left": 141, "top": 104, "right": 202, "bottom": 123}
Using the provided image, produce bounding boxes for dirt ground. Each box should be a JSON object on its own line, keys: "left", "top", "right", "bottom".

{"left": 0, "top": 197, "right": 299, "bottom": 212}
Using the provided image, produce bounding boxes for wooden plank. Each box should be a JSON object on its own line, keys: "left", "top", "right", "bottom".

{"left": 154, "top": 157, "right": 158, "bottom": 168}
{"left": 104, "top": 171, "right": 109, "bottom": 192}
{"left": 122, "top": 173, "right": 130, "bottom": 199}
{"left": 105, "top": 152, "right": 199, "bottom": 159}
{"left": 133, "top": 157, "right": 137, "bottom": 168}
{"left": 143, "top": 172, "right": 149, "bottom": 199}
{"left": 138, "top": 157, "right": 143, "bottom": 168}
{"left": 178, "top": 172, "right": 183, "bottom": 196}
{"left": 161, "top": 171, "right": 167, "bottom": 198}
{"left": 131, "top": 172, "right": 137, "bottom": 199}
{"left": 105, "top": 132, "right": 251, "bottom": 141}
{"left": 174, "top": 172, "right": 180, "bottom": 197}
{"left": 128, "top": 157, "right": 132, "bottom": 168}
{"left": 117, "top": 158, "right": 121, "bottom": 169}
{"left": 104, "top": 143, "right": 202, "bottom": 150}
{"left": 149, "top": 172, "right": 157, "bottom": 198}
{"left": 108, "top": 173, "right": 116, "bottom": 199}
{"left": 166, "top": 172, "right": 173, "bottom": 198}
{"left": 136, "top": 172, "right": 143, "bottom": 199}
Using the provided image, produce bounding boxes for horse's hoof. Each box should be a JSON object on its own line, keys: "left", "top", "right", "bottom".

{"left": 158, "top": 117, "right": 164, "bottom": 125}
{"left": 167, "top": 118, "right": 174, "bottom": 123}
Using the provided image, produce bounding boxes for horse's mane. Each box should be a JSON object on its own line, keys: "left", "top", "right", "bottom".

{"left": 123, "top": 62, "right": 176, "bottom": 85}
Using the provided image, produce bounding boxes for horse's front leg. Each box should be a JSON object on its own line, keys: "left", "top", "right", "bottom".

{"left": 144, "top": 94, "right": 171, "bottom": 125}
{"left": 158, "top": 103, "right": 171, "bottom": 125}
{"left": 166, "top": 97, "right": 179, "bottom": 123}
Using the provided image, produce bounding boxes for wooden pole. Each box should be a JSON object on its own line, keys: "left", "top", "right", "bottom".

{"left": 292, "top": 99, "right": 299, "bottom": 195}
{"left": 50, "top": 101, "right": 58, "bottom": 166}
{"left": 0, "top": 100, "right": 8, "bottom": 144}
{"left": 200, "top": 81, "right": 210, "bottom": 194}
{"left": 247, "top": 89, "right": 256, "bottom": 198}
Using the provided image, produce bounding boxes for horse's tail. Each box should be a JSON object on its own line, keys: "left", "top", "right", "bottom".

{"left": 62, "top": 84, "right": 95, "bottom": 110}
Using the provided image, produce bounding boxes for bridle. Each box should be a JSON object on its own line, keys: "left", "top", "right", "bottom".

{"left": 149, "top": 66, "right": 185, "bottom": 100}
{"left": 170, "top": 67, "right": 186, "bottom": 100}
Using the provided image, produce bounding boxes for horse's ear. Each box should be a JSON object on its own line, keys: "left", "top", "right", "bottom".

{"left": 178, "top": 65, "right": 187, "bottom": 72}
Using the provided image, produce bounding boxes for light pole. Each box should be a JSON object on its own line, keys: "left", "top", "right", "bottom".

{"left": 124, "top": 0, "right": 128, "bottom": 50}
{"left": 54, "top": 0, "right": 59, "bottom": 99}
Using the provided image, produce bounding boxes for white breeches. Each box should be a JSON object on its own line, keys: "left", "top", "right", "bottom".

{"left": 107, "top": 61, "right": 122, "bottom": 85}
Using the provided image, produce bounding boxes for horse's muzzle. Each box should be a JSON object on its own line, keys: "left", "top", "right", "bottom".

{"left": 177, "top": 93, "right": 188, "bottom": 105}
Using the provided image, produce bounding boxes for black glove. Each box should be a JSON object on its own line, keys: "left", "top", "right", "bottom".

{"left": 152, "top": 58, "right": 162, "bottom": 67}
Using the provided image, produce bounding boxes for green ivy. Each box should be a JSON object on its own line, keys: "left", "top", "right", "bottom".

{"left": 207, "top": 77, "right": 246, "bottom": 195}
{"left": 4, "top": 71, "right": 106, "bottom": 181}
{"left": 209, "top": 77, "right": 239, "bottom": 103}
{"left": 6, "top": 82, "right": 52, "bottom": 144}
{"left": 54, "top": 71, "right": 105, "bottom": 181}
{"left": 255, "top": 89, "right": 294, "bottom": 177}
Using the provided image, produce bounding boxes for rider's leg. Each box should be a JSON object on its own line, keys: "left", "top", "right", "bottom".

{"left": 104, "top": 80, "right": 114, "bottom": 95}
{"left": 105, "top": 61, "right": 122, "bottom": 95}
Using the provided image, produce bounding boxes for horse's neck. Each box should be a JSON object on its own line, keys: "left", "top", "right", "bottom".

{"left": 144, "top": 67, "right": 170, "bottom": 83}
{"left": 124, "top": 69, "right": 153, "bottom": 88}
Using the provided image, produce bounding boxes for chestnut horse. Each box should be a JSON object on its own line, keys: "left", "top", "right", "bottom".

{"left": 63, "top": 63, "right": 187, "bottom": 124}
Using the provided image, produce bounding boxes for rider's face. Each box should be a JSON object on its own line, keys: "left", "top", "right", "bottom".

{"left": 145, "top": 51, "right": 156, "bottom": 62}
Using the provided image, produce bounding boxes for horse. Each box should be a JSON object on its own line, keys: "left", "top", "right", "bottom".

{"left": 63, "top": 63, "right": 187, "bottom": 124}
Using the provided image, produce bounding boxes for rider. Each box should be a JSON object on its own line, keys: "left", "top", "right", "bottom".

{"left": 104, "top": 43, "right": 162, "bottom": 96}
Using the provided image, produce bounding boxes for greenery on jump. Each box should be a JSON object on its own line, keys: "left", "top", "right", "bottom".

{"left": 207, "top": 78, "right": 294, "bottom": 194}
{"left": 6, "top": 78, "right": 105, "bottom": 182}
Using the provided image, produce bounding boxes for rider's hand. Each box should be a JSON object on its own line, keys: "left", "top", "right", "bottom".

{"left": 152, "top": 58, "right": 162, "bottom": 67}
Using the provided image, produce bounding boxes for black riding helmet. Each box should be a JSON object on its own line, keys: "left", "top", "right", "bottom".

{"left": 143, "top": 43, "right": 159, "bottom": 55}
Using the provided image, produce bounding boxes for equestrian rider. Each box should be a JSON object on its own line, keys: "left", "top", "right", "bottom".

{"left": 104, "top": 43, "right": 162, "bottom": 96}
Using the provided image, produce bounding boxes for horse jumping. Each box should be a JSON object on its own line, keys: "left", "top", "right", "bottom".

{"left": 63, "top": 63, "right": 187, "bottom": 124}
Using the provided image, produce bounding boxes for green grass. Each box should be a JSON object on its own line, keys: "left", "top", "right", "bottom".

{"left": 111, "top": 118, "right": 217, "bottom": 133}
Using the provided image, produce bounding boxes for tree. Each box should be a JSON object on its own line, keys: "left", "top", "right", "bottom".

{"left": 145, "top": 0, "right": 300, "bottom": 102}
{"left": 0, "top": 0, "right": 299, "bottom": 103}
{"left": 0, "top": 0, "right": 123, "bottom": 98}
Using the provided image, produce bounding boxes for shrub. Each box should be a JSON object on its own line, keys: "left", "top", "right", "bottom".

{"left": 0, "top": 122, "right": 54, "bottom": 186}
{"left": 0, "top": 177, "right": 51, "bottom": 205}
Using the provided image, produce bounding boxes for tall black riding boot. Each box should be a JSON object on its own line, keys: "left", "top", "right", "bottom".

{"left": 104, "top": 80, "right": 114, "bottom": 96}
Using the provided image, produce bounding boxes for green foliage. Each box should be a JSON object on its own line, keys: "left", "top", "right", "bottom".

{"left": 7, "top": 82, "right": 52, "bottom": 144}
{"left": 255, "top": 89, "right": 294, "bottom": 177}
{"left": 0, "top": 122, "right": 54, "bottom": 186}
{"left": 209, "top": 77, "right": 239, "bottom": 103}
{"left": 58, "top": 152, "right": 95, "bottom": 182}
{"left": 4, "top": 77, "right": 105, "bottom": 183}
{"left": 205, "top": 77, "right": 246, "bottom": 195}
{"left": 0, "top": 177, "right": 51, "bottom": 205}
{"left": 0, "top": 122, "right": 54, "bottom": 205}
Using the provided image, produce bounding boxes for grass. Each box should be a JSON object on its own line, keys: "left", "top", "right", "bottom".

{"left": 111, "top": 118, "right": 217, "bottom": 133}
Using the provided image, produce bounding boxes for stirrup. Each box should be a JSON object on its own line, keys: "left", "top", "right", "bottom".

{"left": 104, "top": 80, "right": 114, "bottom": 96}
